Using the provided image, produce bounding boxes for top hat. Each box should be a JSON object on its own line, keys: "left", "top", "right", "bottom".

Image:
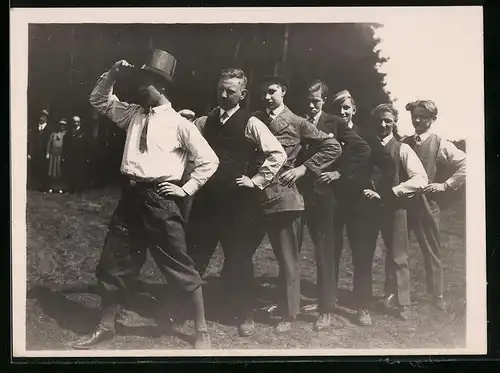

{"left": 260, "top": 75, "right": 290, "bottom": 89}
{"left": 140, "top": 49, "right": 177, "bottom": 83}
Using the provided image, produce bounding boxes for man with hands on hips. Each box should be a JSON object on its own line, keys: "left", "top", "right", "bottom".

{"left": 71, "top": 50, "right": 219, "bottom": 350}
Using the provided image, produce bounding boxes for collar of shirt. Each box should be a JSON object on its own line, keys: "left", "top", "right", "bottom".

{"left": 38, "top": 122, "right": 47, "bottom": 131}
{"left": 267, "top": 104, "right": 285, "bottom": 118}
{"left": 414, "top": 130, "right": 432, "bottom": 143}
{"left": 347, "top": 121, "right": 354, "bottom": 129}
{"left": 380, "top": 132, "right": 394, "bottom": 146}
{"left": 307, "top": 111, "right": 322, "bottom": 124}
{"left": 219, "top": 104, "right": 240, "bottom": 124}
{"left": 149, "top": 102, "right": 173, "bottom": 115}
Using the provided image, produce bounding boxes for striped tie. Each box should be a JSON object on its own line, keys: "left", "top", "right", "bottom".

{"left": 139, "top": 109, "right": 153, "bottom": 153}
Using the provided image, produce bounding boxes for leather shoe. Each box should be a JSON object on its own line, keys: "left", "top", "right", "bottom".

{"left": 357, "top": 309, "right": 372, "bottom": 326}
{"left": 314, "top": 313, "right": 331, "bottom": 331}
{"left": 194, "top": 330, "right": 211, "bottom": 349}
{"left": 382, "top": 294, "right": 397, "bottom": 310}
{"left": 238, "top": 320, "right": 255, "bottom": 337}
{"left": 434, "top": 295, "right": 447, "bottom": 311}
{"left": 71, "top": 324, "right": 115, "bottom": 349}
{"left": 275, "top": 319, "right": 293, "bottom": 333}
{"left": 397, "top": 305, "right": 413, "bottom": 320}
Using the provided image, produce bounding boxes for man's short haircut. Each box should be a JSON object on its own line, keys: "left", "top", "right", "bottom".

{"left": 405, "top": 100, "right": 438, "bottom": 118}
{"left": 307, "top": 80, "right": 329, "bottom": 99}
{"left": 219, "top": 68, "right": 248, "bottom": 89}
{"left": 371, "top": 103, "right": 399, "bottom": 122}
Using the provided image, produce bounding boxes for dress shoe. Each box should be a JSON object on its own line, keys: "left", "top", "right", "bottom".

{"left": 275, "top": 319, "right": 293, "bottom": 333}
{"left": 194, "top": 329, "right": 211, "bottom": 349}
{"left": 382, "top": 294, "right": 397, "bottom": 310}
{"left": 314, "top": 313, "right": 331, "bottom": 331}
{"left": 357, "top": 309, "right": 372, "bottom": 326}
{"left": 71, "top": 324, "right": 115, "bottom": 349}
{"left": 238, "top": 320, "right": 255, "bottom": 337}
{"left": 434, "top": 295, "right": 447, "bottom": 311}
{"left": 313, "top": 313, "right": 344, "bottom": 331}
{"left": 397, "top": 305, "right": 413, "bottom": 320}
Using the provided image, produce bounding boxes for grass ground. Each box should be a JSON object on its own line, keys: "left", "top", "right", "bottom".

{"left": 25, "top": 187, "right": 466, "bottom": 350}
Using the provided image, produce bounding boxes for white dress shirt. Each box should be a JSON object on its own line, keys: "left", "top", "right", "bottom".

{"left": 194, "top": 104, "right": 286, "bottom": 190}
{"left": 89, "top": 71, "right": 219, "bottom": 196}
{"left": 413, "top": 130, "right": 466, "bottom": 190}
{"left": 381, "top": 133, "right": 428, "bottom": 197}
{"left": 38, "top": 122, "right": 47, "bottom": 132}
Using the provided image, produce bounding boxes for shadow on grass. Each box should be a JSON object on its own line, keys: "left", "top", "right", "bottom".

{"left": 28, "top": 274, "right": 393, "bottom": 335}
{"left": 27, "top": 284, "right": 190, "bottom": 344}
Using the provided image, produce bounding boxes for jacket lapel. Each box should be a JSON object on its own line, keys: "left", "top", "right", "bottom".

{"left": 267, "top": 106, "right": 292, "bottom": 135}
{"left": 316, "top": 112, "right": 329, "bottom": 133}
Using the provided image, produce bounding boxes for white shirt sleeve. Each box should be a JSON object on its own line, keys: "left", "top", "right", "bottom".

{"left": 392, "top": 143, "right": 429, "bottom": 197}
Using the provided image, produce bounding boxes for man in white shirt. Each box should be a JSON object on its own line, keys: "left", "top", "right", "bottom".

{"left": 362, "top": 103, "right": 428, "bottom": 320}
{"left": 71, "top": 50, "right": 219, "bottom": 350}
{"left": 404, "top": 100, "right": 466, "bottom": 311}
{"left": 186, "top": 68, "right": 286, "bottom": 337}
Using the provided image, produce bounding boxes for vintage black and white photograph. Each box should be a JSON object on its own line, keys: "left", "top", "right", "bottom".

{"left": 11, "top": 7, "right": 485, "bottom": 356}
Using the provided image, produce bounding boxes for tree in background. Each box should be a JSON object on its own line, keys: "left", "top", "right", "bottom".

{"left": 28, "top": 23, "right": 389, "bottom": 186}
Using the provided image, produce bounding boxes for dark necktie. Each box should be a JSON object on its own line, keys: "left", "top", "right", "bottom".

{"left": 139, "top": 108, "right": 153, "bottom": 153}
{"left": 415, "top": 135, "right": 422, "bottom": 145}
{"left": 220, "top": 111, "right": 229, "bottom": 125}
{"left": 308, "top": 116, "right": 314, "bottom": 124}
{"left": 265, "top": 111, "right": 274, "bottom": 125}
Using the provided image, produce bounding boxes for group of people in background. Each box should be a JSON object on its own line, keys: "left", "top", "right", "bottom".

{"left": 53, "top": 49, "right": 465, "bottom": 350}
{"left": 27, "top": 109, "right": 124, "bottom": 194}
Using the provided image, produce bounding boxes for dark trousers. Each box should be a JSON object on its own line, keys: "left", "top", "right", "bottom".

{"left": 334, "top": 199, "right": 378, "bottom": 309}
{"left": 253, "top": 211, "right": 302, "bottom": 319}
{"left": 336, "top": 200, "right": 411, "bottom": 307}
{"left": 187, "top": 188, "right": 260, "bottom": 319}
{"left": 408, "top": 194, "right": 443, "bottom": 296}
{"left": 29, "top": 156, "right": 49, "bottom": 191}
{"left": 66, "top": 157, "right": 89, "bottom": 193}
{"left": 299, "top": 203, "right": 337, "bottom": 314}
{"left": 95, "top": 180, "right": 202, "bottom": 308}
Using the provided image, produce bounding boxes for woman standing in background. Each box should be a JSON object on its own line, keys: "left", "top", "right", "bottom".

{"left": 46, "top": 118, "right": 68, "bottom": 194}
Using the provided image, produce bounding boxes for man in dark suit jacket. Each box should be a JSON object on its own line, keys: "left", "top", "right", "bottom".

{"left": 330, "top": 90, "right": 396, "bottom": 326}
{"left": 28, "top": 109, "right": 51, "bottom": 191}
{"left": 296, "top": 80, "right": 371, "bottom": 331}
{"left": 251, "top": 75, "right": 342, "bottom": 333}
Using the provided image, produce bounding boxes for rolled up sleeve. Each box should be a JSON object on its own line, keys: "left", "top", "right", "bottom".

{"left": 245, "top": 116, "right": 287, "bottom": 190}
{"left": 178, "top": 119, "right": 219, "bottom": 196}
{"left": 89, "top": 71, "right": 142, "bottom": 130}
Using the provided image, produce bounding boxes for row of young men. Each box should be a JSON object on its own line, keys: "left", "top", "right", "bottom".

{"left": 71, "top": 50, "right": 465, "bottom": 350}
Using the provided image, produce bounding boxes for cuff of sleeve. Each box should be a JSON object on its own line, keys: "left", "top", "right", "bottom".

{"left": 181, "top": 179, "right": 200, "bottom": 196}
{"left": 445, "top": 180, "right": 459, "bottom": 191}
{"left": 303, "top": 162, "right": 321, "bottom": 177}
{"left": 392, "top": 186, "right": 401, "bottom": 197}
{"left": 251, "top": 175, "right": 268, "bottom": 190}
